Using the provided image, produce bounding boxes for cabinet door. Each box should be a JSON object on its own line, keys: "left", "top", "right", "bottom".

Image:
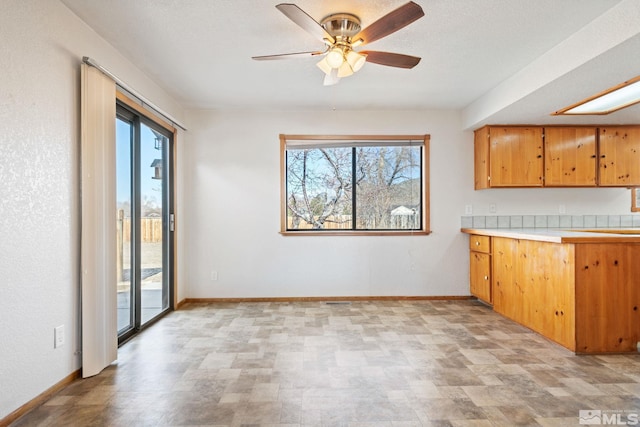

{"left": 599, "top": 126, "right": 640, "bottom": 186}
{"left": 474, "top": 127, "right": 490, "bottom": 190}
{"left": 470, "top": 251, "right": 491, "bottom": 304}
{"left": 575, "top": 244, "right": 640, "bottom": 353}
{"left": 489, "top": 127, "right": 543, "bottom": 187}
{"left": 492, "top": 237, "right": 576, "bottom": 351}
{"left": 544, "top": 127, "right": 597, "bottom": 186}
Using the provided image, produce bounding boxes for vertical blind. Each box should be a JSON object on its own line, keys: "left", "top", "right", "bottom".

{"left": 80, "top": 63, "right": 118, "bottom": 377}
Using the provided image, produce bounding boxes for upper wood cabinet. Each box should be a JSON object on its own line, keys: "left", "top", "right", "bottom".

{"left": 474, "top": 126, "right": 543, "bottom": 189}
{"left": 544, "top": 127, "right": 597, "bottom": 187}
{"left": 473, "top": 126, "right": 490, "bottom": 189}
{"left": 474, "top": 124, "right": 640, "bottom": 189}
{"left": 598, "top": 126, "right": 640, "bottom": 186}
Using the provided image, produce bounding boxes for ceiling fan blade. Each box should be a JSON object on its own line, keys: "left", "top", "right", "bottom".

{"left": 276, "top": 3, "right": 335, "bottom": 44}
{"left": 252, "top": 50, "right": 324, "bottom": 61}
{"left": 353, "top": 1, "right": 424, "bottom": 46}
{"left": 360, "top": 51, "right": 421, "bottom": 69}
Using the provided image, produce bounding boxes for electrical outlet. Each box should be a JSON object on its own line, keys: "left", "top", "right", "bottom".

{"left": 559, "top": 204, "right": 566, "bottom": 214}
{"left": 489, "top": 204, "right": 497, "bottom": 213}
{"left": 210, "top": 270, "right": 218, "bottom": 281}
{"left": 54, "top": 325, "right": 64, "bottom": 348}
{"left": 464, "top": 204, "right": 473, "bottom": 215}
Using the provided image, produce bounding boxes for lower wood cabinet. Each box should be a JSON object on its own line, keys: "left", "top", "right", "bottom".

{"left": 468, "top": 235, "right": 491, "bottom": 304}
{"left": 491, "top": 236, "right": 640, "bottom": 353}
{"left": 492, "top": 237, "right": 576, "bottom": 350}
{"left": 574, "top": 243, "right": 640, "bottom": 353}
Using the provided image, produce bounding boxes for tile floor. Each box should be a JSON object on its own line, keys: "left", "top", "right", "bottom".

{"left": 12, "top": 300, "right": 640, "bottom": 426}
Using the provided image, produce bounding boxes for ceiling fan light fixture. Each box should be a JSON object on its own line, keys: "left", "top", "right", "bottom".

{"left": 346, "top": 50, "right": 367, "bottom": 72}
{"left": 318, "top": 49, "right": 366, "bottom": 80}
{"left": 337, "top": 61, "right": 354, "bottom": 78}
{"left": 323, "top": 68, "right": 340, "bottom": 86}
{"left": 326, "top": 47, "right": 345, "bottom": 68}
{"left": 316, "top": 56, "right": 333, "bottom": 75}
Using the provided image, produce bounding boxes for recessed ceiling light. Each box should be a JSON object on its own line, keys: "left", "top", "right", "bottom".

{"left": 552, "top": 75, "right": 640, "bottom": 115}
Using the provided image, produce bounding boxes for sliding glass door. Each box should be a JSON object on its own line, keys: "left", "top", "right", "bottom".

{"left": 116, "top": 115, "right": 134, "bottom": 334}
{"left": 116, "top": 103, "right": 173, "bottom": 343}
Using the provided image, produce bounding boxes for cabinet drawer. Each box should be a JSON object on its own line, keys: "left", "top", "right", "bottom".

{"left": 469, "top": 235, "right": 490, "bottom": 253}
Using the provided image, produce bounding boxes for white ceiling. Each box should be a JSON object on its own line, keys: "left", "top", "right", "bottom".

{"left": 61, "top": 0, "right": 640, "bottom": 129}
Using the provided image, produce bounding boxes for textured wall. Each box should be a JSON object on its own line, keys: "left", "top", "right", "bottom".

{"left": 0, "top": 1, "right": 80, "bottom": 417}
{"left": 0, "top": 0, "right": 184, "bottom": 419}
{"left": 181, "top": 109, "right": 631, "bottom": 299}
{"left": 181, "top": 109, "right": 476, "bottom": 298}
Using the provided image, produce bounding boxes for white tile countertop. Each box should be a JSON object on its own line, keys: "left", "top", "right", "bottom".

{"left": 461, "top": 227, "right": 640, "bottom": 243}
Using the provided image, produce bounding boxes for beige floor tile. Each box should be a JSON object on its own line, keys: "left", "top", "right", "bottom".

{"left": 11, "top": 300, "right": 640, "bottom": 427}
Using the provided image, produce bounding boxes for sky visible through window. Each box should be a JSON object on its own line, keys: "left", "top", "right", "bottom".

{"left": 116, "top": 118, "right": 164, "bottom": 216}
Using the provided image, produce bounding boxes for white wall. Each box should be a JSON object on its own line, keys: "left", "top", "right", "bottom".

{"left": 0, "top": 0, "right": 184, "bottom": 419}
{"left": 182, "top": 109, "right": 467, "bottom": 298}
{"left": 181, "top": 109, "right": 633, "bottom": 299}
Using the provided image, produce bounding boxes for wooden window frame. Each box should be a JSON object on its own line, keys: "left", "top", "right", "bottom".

{"left": 280, "top": 134, "right": 430, "bottom": 236}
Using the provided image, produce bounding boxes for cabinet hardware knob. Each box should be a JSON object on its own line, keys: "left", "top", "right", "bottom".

{"left": 475, "top": 241, "right": 480, "bottom": 245}
{"left": 484, "top": 276, "right": 489, "bottom": 280}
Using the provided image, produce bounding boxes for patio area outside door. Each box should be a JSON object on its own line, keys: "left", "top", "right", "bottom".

{"left": 116, "top": 103, "right": 173, "bottom": 343}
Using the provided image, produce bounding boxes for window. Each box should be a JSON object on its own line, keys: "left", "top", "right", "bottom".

{"left": 280, "top": 134, "right": 430, "bottom": 235}
{"left": 633, "top": 188, "right": 640, "bottom": 212}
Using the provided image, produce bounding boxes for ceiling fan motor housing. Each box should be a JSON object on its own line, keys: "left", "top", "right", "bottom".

{"left": 320, "top": 13, "right": 361, "bottom": 41}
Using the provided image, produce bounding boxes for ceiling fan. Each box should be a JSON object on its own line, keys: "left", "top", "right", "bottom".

{"left": 252, "top": 2, "right": 425, "bottom": 86}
